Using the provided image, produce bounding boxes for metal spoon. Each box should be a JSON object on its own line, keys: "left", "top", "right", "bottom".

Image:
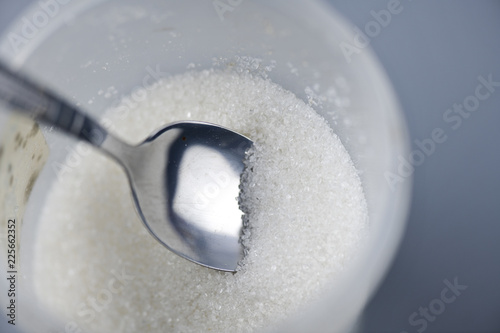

{"left": 0, "top": 62, "right": 252, "bottom": 272}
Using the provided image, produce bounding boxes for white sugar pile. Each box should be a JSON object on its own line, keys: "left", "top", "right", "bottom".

{"left": 34, "top": 69, "right": 368, "bottom": 333}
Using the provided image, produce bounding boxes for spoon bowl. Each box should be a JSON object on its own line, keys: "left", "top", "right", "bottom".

{"left": 108, "top": 121, "right": 253, "bottom": 271}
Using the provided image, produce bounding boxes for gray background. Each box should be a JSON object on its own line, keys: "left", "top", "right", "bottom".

{"left": 0, "top": 1, "right": 499, "bottom": 332}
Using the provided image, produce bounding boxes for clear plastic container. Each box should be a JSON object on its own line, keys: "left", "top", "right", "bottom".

{"left": 0, "top": 1, "right": 411, "bottom": 332}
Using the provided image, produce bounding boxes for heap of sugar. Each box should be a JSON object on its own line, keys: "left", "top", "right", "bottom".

{"left": 33, "top": 68, "right": 368, "bottom": 333}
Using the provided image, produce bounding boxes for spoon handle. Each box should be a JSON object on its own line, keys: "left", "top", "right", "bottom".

{"left": 0, "top": 61, "right": 109, "bottom": 148}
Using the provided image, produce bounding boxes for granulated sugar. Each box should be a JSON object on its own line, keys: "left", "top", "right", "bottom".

{"left": 34, "top": 69, "right": 368, "bottom": 333}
